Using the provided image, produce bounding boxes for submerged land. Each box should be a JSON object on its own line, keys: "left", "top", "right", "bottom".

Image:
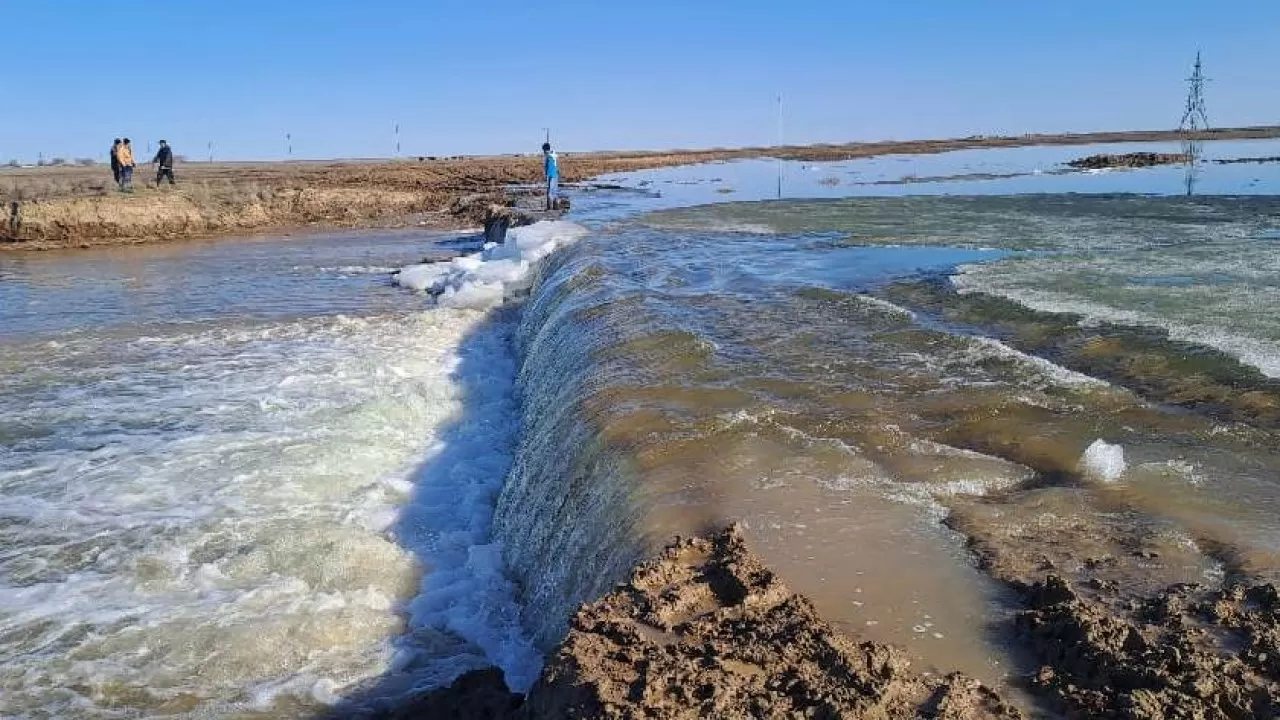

{"left": 7, "top": 126, "right": 1280, "bottom": 718}
{"left": 4, "top": 125, "right": 1279, "bottom": 250}
{"left": 366, "top": 526, "right": 1280, "bottom": 719}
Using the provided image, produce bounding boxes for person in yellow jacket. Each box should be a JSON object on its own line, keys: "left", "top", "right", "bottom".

{"left": 117, "top": 138, "right": 136, "bottom": 191}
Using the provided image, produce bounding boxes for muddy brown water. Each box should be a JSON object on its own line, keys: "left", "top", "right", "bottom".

{"left": 492, "top": 192, "right": 1280, "bottom": 704}
{"left": 5, "top": 146, "right": 1280, "bottom": 716}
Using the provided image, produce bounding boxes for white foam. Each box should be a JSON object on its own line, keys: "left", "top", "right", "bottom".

{"left": 966, "top": 283, "right": 1280, "bottom": 380}
{"left": 0, "top": 308, "right": 539, "bottom": 714}
{"left": 390, "top": 317, "right": 543, "bottom": 692}
{"left": 963, "top": 335, "right": 1109, "bottom": 390}
{"left": 953, "top": 248, "right": 1280, "bottom": 380}
{"left": 855, "top": 294, "right": 918, "bottom": 320}
{"left": 394, "top": 221, "right": 589, "bottom": 309}
{"left": 1079, "top": 439, "right": 1127, "bottom": 482}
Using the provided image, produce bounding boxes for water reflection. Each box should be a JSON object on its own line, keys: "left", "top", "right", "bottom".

{"left": 1182, "top": 136, "right": 1202, "bottom": 196}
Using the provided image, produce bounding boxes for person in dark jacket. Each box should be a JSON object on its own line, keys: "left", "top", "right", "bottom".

{"left": 152, "top": 140, "right": 175, "bottom": 186}
{"left": 110, "top": 139, "right": 122, "bottom": 184}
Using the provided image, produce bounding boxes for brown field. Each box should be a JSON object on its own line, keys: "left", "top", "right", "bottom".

{"left": 3, "top": 125, "right": 1278, "bottom": 250}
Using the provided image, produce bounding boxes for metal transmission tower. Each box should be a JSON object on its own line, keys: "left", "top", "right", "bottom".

{"left": 1178, "top": 52, "right": 1209, "bottom": 194}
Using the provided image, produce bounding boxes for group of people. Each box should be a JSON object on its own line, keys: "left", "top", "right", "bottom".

{"left": 109, "top": 138, "right": 175, "bottom": 191}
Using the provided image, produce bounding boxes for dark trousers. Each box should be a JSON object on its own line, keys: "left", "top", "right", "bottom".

{"left": 112, "top": 164, "right": 121, "bottom": 183}
{"left": 156, "top": 167, "right": 175, "bottom": 185}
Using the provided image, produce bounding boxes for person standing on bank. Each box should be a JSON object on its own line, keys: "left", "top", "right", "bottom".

{"left": 117, "top": 138, "right": 136, "bottom": 191}
{"left": 152, "top": 140, "right": 175, "bottom": 186}
{"left": 110, "top": 139, "right": 122, "bottom": 185}
{"left": 542, "top": 142, "right": 559, "bottom": 210}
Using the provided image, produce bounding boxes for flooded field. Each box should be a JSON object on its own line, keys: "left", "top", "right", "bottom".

{"left": 3, "top": 139, "right": 1279, "bottom": 716}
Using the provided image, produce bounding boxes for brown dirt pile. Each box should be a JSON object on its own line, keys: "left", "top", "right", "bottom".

{"left": 380, "top": 525, "right": 1021, "bottom": 719}
{"left": 1066, "top": 152, "right": 1187, "bottom": 170}
{"left": 1020, "top": 576, "right": 1280, "bottom": 719}
{"left": 948, "top": 486, "right": 1280, "bottom": 718}
{"left": 5, "top": 186, "right": 429, "bottom": 249}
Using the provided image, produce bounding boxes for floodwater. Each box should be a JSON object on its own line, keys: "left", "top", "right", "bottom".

{"left": 0, "top": 231, "right": 537, "bottom": 716}
{"left": 2, "top": 139, "right": 1279, "bottom": 716}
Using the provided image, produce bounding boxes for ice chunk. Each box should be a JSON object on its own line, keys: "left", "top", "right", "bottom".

{"left": 394, "top": 221, "right": 589, "bottom": 310}
{"left": 1079, "top": 439, "right": 1126, "bottom": 482}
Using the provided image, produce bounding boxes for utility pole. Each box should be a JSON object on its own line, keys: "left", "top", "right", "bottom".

{"left": 286, "top": 133, "right": 292, "bottom": 158}
{"left": 394, "top": 122, "right": 401, "bottom": 157}
{"left": 542, "top": 127, "right": 550, "bottom": 146}
{"left": 1178, "top": 51, "right": 1210, "bottom": 195}
{"left": 207, "top": 141, "right": 213, "bottom": 163}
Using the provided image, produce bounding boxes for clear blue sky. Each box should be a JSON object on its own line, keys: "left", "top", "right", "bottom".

{"left": 5, "top": 1, "right": 1277, "bottom": 162}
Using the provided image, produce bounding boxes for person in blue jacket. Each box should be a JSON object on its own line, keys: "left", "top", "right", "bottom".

{"left": 542, "top": 142, "right": 559, "bottom": 210}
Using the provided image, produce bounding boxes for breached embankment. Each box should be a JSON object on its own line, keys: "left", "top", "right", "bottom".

{"left": 375, "top": 525, "right": 1280, "bottom": 719}
{"left": 380, "top": 215, "right": 1280, "bottom": 718}
{"left": 371, "top": 526, "right": 1022, "bottom": 719}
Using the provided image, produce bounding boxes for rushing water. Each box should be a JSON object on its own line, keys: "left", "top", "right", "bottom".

{"left": 2, "top": 140, "right": 1280, "bottom": 717}
{"left": 0, "top": 231, "right": 539, "bottom": 717}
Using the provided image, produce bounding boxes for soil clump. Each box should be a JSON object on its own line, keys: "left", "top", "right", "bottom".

{"left": 373, "top": 525, "right": 1022, "bottom": 719}
{"left": 1019, "top": 576, "right": 1280, "bottom": 719}
{"left": 1066, "top": 152, "right": 1187, "bottom": 170}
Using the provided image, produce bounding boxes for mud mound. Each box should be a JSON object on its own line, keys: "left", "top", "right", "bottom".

{"left": 1066, "top": 152, "right": 1187, "bottom": 170}
{"left": 945, "top": 486, "right": 1224, "bottom": 599}
{"left": 1020, "top": 575, "right": 1280, "bottom": 719}
{"left": 385, "top": 525, "right": 1020, "bottom": 719}
{"left": 524, "top": 525, "right": 1019, "bottom": 719}
{"left": 946, "top": 481, "right": 1280, "bottom": 718}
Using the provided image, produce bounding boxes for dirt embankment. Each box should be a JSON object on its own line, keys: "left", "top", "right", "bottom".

{"left": 370, "top": 514, "right": 1280, "bottom": 720}
{"left": 5, "top": 125, "right": 1279, "bottom": 250}
{"left": 1066, "top": 152, "right": 1188, "bottom": 170}
{"left": 0, "top": 156, "right": 605, "bottom": 250}
{"left": 365, "top": 526, "right": 1022, "bottom": 720}
{"left": 948, "top": 488, "right": 1280, "bottom": 719}
{"left": 1019, "top": 577, "right": 1280, "bottom": 718}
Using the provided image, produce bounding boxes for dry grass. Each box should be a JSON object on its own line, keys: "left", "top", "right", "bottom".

{"left": 4, "top": 125, "right": 1279, "bottom": 250}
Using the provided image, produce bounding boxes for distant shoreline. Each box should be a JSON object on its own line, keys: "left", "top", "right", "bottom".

{"left": 3, "top": 125, "right": 1278, "bottom": 251}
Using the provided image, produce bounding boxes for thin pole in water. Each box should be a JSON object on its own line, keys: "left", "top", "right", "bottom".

{"left": 776, "top": 94, "right": 784, "bottom": 199}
